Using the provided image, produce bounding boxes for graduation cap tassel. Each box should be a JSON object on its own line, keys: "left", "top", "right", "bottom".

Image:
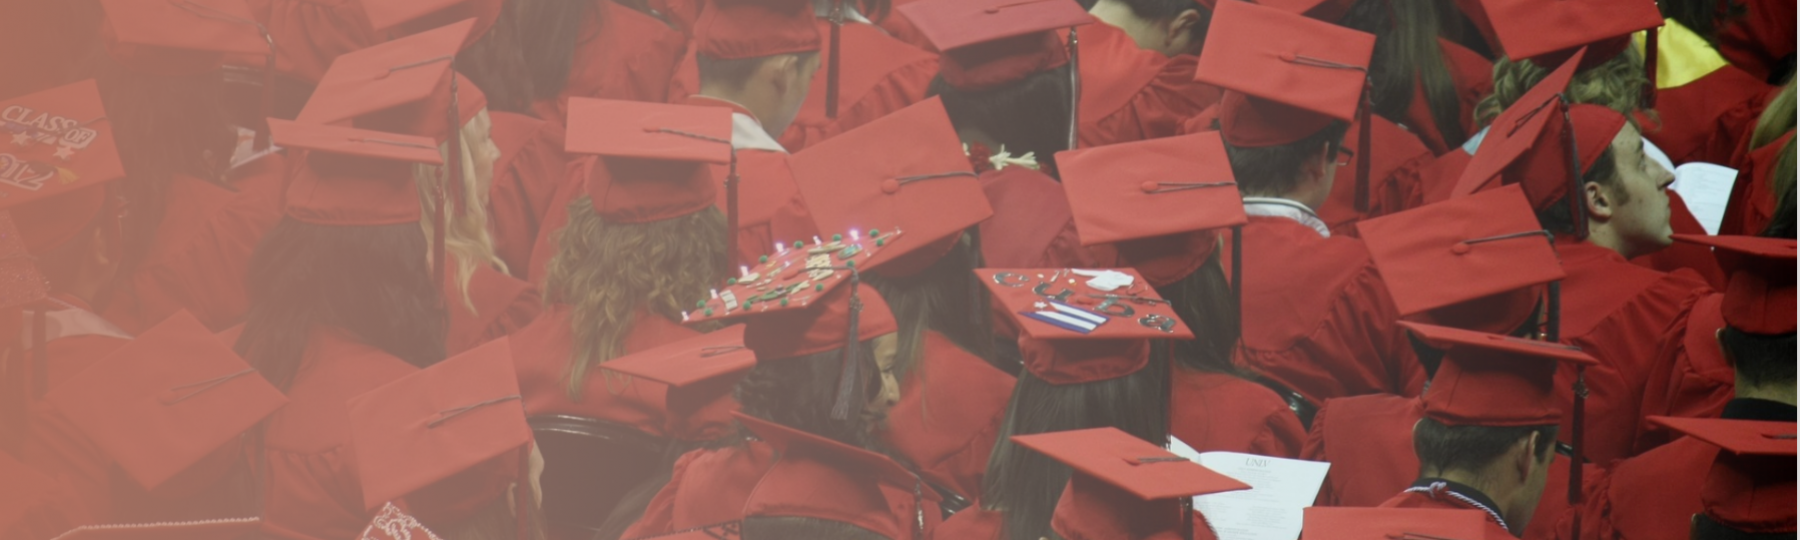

{"left": 830, "top": 268, "right": 864, "bottom": 421}
{"left": 1557, "top": 96, "right": 1588, "bottom": 241}
{"left": 1641, "top": 26, "right": 1658, "bottom": 108}
{"left": 1354, "top": 79, "right": 1373, "bottom": 213}
{"left": 1066, "top": 27, "right": 1081, "bottom": 152}
{"left": 1230, "top": 225, "right": 1243, "bottom": 347}
{"left": 433, "top": 74, "right": 461, "bottom": 293}
{"left": 726, "top": 150, "right": 740, "bottom": 275}
{"left": 826, "top": 0, "right": 844, "bottom": 119}
{"left": 31, "top": 307, "right": 46, "bottom": 400}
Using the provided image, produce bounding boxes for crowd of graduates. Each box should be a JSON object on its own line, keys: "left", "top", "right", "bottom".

{"left": 0, "top": 0, "right": 1792, "bottom": 539}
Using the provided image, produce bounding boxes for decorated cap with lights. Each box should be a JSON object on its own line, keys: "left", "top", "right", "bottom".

{"left": 600, "top": 326, "right": 756, "bottom": 441}
{"left": 1010, "top": 427, "right": 1248, "bottom": 540}
{"left": 1357, "top": 184, "right": 1564, "bottom": 335}
{"left": 1453, "top": 49, "right": 1627, "bottom": 240}
{"left": 43, "top": 311, "right": 285, "bottom": 491}
{"left": 296, "top": 18, "right": 486, "bottom": 143}
{"left": 99, "top": 0, "right": 269, "bottom": 75}
{"left": 1402, "top": 321, "right": 1597, "bottom": 427}
{"left": 787, "top": 98, "right": 988, "bottom": 277}
{"left": 898, "top": 0, "right": 1093, "bottom": 91}
{"left": 50, "top": 517, "right": 262, "bottom": 540}
{"left": 347, "top": 338, "right": 532, "bottom": 524}
{"left": 1194, "top": 0, "right": 1376, "bottom": 210}
{"left": 981, "top": 268, "right": 1191, "bottom": 384}
{"left": 1478, "top": 0, "right": 1664, "bottom": 101}
{"left": 272, "top": 118, "right": 441, "bottom": 226}
{"left": 738, "top": 412, "right": 940, "bottom": 540}
{"left": 1649, "top": 416, "right": 1797, "bottom": 535}
{"left": 1671, "top": 235, "right": 1797, "bottom": 335}
{"left": 692, "top": 0, "right": 819, "bottom": 60}
{"left": 1299, "top": 507, "right": 1490, "bottom": 540}
{"left": 0, "top": 79, "right": 125, "bottom": 255}
{"left": 1056, "top": 131, "right": 1245, "bottom": 287}
{"left": 565, "top": 98, "right": 731, "bottom": 224}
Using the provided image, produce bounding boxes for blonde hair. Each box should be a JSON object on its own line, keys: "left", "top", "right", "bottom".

{"left": 418, "top": 110, "right": 508, "bottom": 313}
{"left": 1475, "top": 48, "right": 1651, "bottom": 127}
{"left": 544, "top": 197, "right": 727, "bottom": 400}
{"left": 1750, "top": 78, "right": 1796, "bottom": 150}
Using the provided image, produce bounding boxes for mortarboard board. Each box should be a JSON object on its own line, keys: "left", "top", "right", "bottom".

{"left": 692, "top": 0, "right": 820, "bottom": 61}
{"left": 787, "top": 98, "right": 989, "bottom": 277}
{"left": 1402, "top": 321, "right": 1596, "bottom": 427}
{"left": 1010, "top": 427, "right": 1248, "bottom": 540}
{"left": 1477, "top": 0, "right": 1664, "bottom": 100}
{"left": 1671, "top": 234, "right": 1797, "bottom": 335}
{"left": 1649, "top": 416, "right": 1797, "bottom": 535}
{"left": 99, "top": 0, "right": 269, "bottom": 75}
{"left": 600, "top": 326, "right": 756, "bottom": 441}
{"left": 296, "top": 18, "right": 487, "bottom": 142}
{"left": 898, "top": 0, "right": 1093, "bottom": 91}
{"left": 1299, "top": 507, "right": 1489, "bottom": 540}
{"left": 981, "top": 268, "right": 1192, "bottom": 384}
{"left": 1257, "top": 0, "right": 1358, "bottom": 23}
{"left": 43, "top": 311, "right": 286, "bottom": 491}
{"left": 347, "top": 337, "right": 533, "bottom": 524}
{"left": 48, "top": 517, "right": 261, "bottom": 540}
{"left": 565, "top": 98, "right": 730, "bottom": 224}
{"left": 1357, "top": 184, "right": 1565, "bottom": 335}
{"left": 1453, "top": 49, "right": 1629, "bottom": 240}
{"left": 361, "top": 0, "right": 504, "bottom": 46}
{"left": 0, "top": 79, "right": 125, "bottom": 254}
{"left": 737, "top": 412, "right": 940, "bottom": 540}
{"left": 1056, "top": 131, "right": 1245, "bottom": 288}
{"left": 272, "top": 118, "right": 442, "bottom": 226}
{"left": 357, "top": 503, "right": 445, "bottom": 540}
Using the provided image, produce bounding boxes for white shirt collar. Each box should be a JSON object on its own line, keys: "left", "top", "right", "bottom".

{"left": 1243, "top": 197, "right": 1330, "bottom": 238}
{"left": 813, "top": 0, "right": 872, "bottom": 23}
{"left": 729, "top": 111, "right": 787, "bottom": 153}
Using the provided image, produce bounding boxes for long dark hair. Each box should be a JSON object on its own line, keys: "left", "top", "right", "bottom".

{"left": 929, "top": 66, "right": 1073, "bottom": 178}
{"left": 235, "top": 218, "right": 448, "bottom": 390}
{"left": 517, "top": 0, "right": 600, "bottom": 104}
{"left": 1340, "top": 0, "right": 1468, "bottom": 149}
{"left": 1153, "top": 249, "right": 1242, "bottom": 375}
{"left": 980, "top": 345, "right": 1171, "bottom": 540}
{"left": 733, "top": 340, "right": 887, "bottom": 450}
{"left": 743, "top": 517, "right": 890, "bottom": 540}
{"left": 456, "top": 0, "right": 538, "bottom": 114}
{"left": 866, "top": 234, "right": 993, "bottom": 378}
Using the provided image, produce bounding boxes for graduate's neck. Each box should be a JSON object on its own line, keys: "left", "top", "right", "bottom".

{"left": 1735, "top": 374, "right": 1798, "bottom": 406}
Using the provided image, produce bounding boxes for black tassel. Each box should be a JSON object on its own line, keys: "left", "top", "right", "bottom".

{"left": 830, "top": 269, "right": 863, "bottom": 420}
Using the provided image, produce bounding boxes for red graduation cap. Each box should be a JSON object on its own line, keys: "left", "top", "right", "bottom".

{"left": 692, "top": 0, "right": 820, "bottom": 60}
{"left": 296, "top": 18, "right": 486, "bottom": 142}
{"left": 1671, "top": 234, "right": 1797, "bottom": 335}
{"left": 1257, "top": 0, "right": 1358, "bottom": 23}
{"left": 1402, "top": 321, "right": 1597, "bottom": 427}
{"left": 0, "top": 79, "right": 125, "bottom": 254}
{"left": 1477, "top": 0, "right": 1663, "bottom": 104}
{"left": 99, "top": 0, "right": 269, "bottom": 75}
{"left": 1010, "top": 427, "right": 1248, "bottom": 540}
{"left": 738, "top": 412, "right": 940, "bottom": 540}
{"left": 981, "top": 268, "right": 1192, "bottom": 384}
{"left": 898, "top": 0, "right": 1093, "bottom": 91}
{"left": 600, "top": 326, "right": 756, "bottom": 441}
{"left": 48, "top": 517, "right": 261, "bottom": 540}
{"left": 787, "top": 98, "right": 989, "bottom": 277}
{"left": 357, "top": 503, "right": 444, "bottom": 540}
{"left": 1299, "top": 507, "right": 1490, "bottom": 540}
{"left": 1357, "top": 184, "right": 1565, "bottom": 335}
{"left": 1056, "top": 131, "right": 1245, "bottom": 288}
{"left": 1649, "top": 416, "right": 1797, "bottom": 535}
{"left": 346, "top": 338, "right": 533, "bottom": 524}
{"left": 272, "top": 118, "right": 441, "bottom": 226}
{"left": 565, "top": 98, "right": 731, "bottom": 224}
{"left": 43, "top": 310, "right": 286, "bottom": 491}
{"left": 361, "top": 0, "right": 504, "bottom": 45}
{"left": 1454, "top": 50, "right": 1628, "bottom": 240}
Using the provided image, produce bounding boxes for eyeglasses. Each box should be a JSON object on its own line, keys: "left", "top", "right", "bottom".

{"left": 1333, "top": 146, "right": 1356, "bottom": 167}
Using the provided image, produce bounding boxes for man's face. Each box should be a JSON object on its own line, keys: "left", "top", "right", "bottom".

{"left": 1601, "top": 124, "right": 1676, "bottom": 254}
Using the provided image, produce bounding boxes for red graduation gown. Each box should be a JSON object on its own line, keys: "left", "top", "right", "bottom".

{"left": 778, "top": 19, "right": 939, "bottom": 152}
{"left": 1642, "top": 64, "right": 1775, "bottom": 166}
{"left": 718, "top": 149, "right": 801, "bottom": 267}
{"left": 880, "top": 332, "right": 1014, "bottom": 502}
{"left": 1303, "top": 393, "right": 1422, "bottom": 508}
{"left": 259, "top": 329, "right": 420, "bottom": 540}
{"left": 513, "top": 305, "right": 725, "bottom": 440}
{"left": 1633, "top": 292, "right": 1731, "bottom": 453}
{"left": 102, "top": 174, "right": 240, "bottom": 334}
{"left": 1553, "top": 239, "right": 1712, "bottom": 464}
{"left": 1073, "top": 23, "right": 1223, "bottom": 148}
{"left": 1170, "top": 367, "right": 1305, "bottom": 459}
{"left": 1398, "top": 39, "right": 1493, "bottom": 155}
{"left": 1233, "top": 216, "right": 1426, "bottom": 408}
{"left": 1712, "top": 0, "right": 1796, "bottom": 84}
{"left": 1315, "top": 115, "right": 1438, "bottom": 236}
{"left": 1377, "top": 483, "right": 1514, "bottom": 540}
{"left": 486, "top": 111, "right": 570, "bottom": 279}
{"left": 443, "top": 258, "right": 542, "bottom": 356}
{"left": 546, "top": 1, "right": 689, "bottom": 112}
{"left": 0, "top": 450, "right": 89, "bottom": 540}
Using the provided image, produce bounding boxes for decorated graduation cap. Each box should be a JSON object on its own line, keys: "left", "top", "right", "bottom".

{"left": 1299, "top": 507, "right": 1490, "bottom": 540}
{"left": 899, "top": 0, "right": 1092, "bottom": 91}
{"left": 693, "top": 0, "right": 820, "bottom": 61}
{"left": 1402, "top": 321, "right": 1597, "bottom": 427}
{"left": 1650, "top": 417, "right": 1797, "bottom": 535}
{"left": 787, "top": 98, "right": 988, "bottom": 277}
{"left": 565, "top": 98, "right": 730, "bottom": 224}
{"left": 738, "top": 412, "right": 940, "bottom": 540}
{"left": 49, "top": 517, "right": 262, "bottom": 540}
{"left": 42, "top": 311, "right": 286, "bottom": 492}
{"left": 0, "top": 79, "right": 125, "bottom": 255}
{"left": 1194, "top": 0, "right": 1378, "bottom": 211}
{"left": 1454, "top": 49, "right": 1629, "bottom": 241}
{"left": 358, "top": 503, "right": 445, "bottom": 540}
{"left": 99, "top": 0, "right": 270, "bottom": 75}
{"left": 981, "top": 268, "right": 1192, "bottom": 384}
{"left": 346, "top": 338, "right": 533, "bottom": 528}
{"left": 272, "top": 118, "right": 441, "bottom": 226}
{"left": 686, "top": 229, "right": 900, "bottom": 418}
{"left": 600, "top": 326, "right": 756, "bottom": 441}
{"left": 1358, "top": 184, "right": 1565, "bottom": 335}
{"left": 1056, "top": 131, "right": 1246, "bottom": 288}
{"left": 1477, "top": 0, "right": 1663, "bottom": 104}
{"left": 1671, "top": 235, "right": 1797, "bottom": 335}
{"left": 1011, "top": 427, "right": 1249, "bottom": 540}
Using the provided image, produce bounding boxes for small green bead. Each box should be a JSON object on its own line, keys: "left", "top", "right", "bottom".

{"left": 845, "top": 260, "right": 856, "bottom": 268}
{"left": 704, "top": 308, "right": 714, "bottom": 316}
{"left": 875, "top": 239, "right": 885, "bottom": 247}
{"left": 869, "top": 229, "right": 880, "bottom": 237}
{"left": 759, "top": 255, "right": 769, "bottom": 263}
{"left": 780, "top": 298, "right": 789, "bottom": 307}
{"left": 832, "top": 233, "right": 843, "bottom": 242}
{"left": 726, "top": 278, "right": 737, "bottom": 285}
{"left": 815, "top": 284, "right": 824, "bottom": 292}
{"left": 697, "top": 300, "right": 707, "bottom": 308}
{"left": 794, "top": 240, "right": 805, "bottom": 249}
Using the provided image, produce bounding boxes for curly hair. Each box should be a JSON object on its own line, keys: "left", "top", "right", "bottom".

{"left": 544, "top": 197, "right": 727, "bottom": 400}
{"left": 1475, "top": 48, "right": 1650, "bottom": 126}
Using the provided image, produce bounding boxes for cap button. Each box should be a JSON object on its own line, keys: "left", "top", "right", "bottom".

{"left": 881, "top": 178, "right": 901, "bottom": 194}
{"left": 1140, "top": 181, "right": 1159, "bottom": 193}
{"left": 1450, "top": 242, "right": 1472, "bottom": 255}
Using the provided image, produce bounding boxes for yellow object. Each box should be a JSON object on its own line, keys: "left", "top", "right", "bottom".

{"left": 1635, "top": 19, "right": 1732, "bottom": 89}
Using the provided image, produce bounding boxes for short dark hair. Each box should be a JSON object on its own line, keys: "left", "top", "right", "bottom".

{"left": 1414, "top": 417, "right": 1558, "bottom": 474}
{"left": 928, "top": 66, "right": 1073, "bottom": 178}
{"left": 1536, "top": 140, "right": 1622, "bottom": 235}
{"left": 1118, "top": 0, "right": 1211, "bottom": 49}
{"left": 1221, "top": 121, "right": 1349, "bottom": 197}
{"left": 697, "top": 52, "right": 820, "bottom": 91}
{"left": 1721, "top": 326, "right": 1798, "bottom": 387}
{"left": 743, "top": 517, "right": 891, "bottom": 540}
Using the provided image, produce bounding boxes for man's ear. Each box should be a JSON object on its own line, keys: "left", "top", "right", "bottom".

{"left": 1164, "top": 9, "right": 1202, "bottom": 50}
{"left": 1584, "top": 181, "right": 1615, "bottom": 221}
{"left": 1514, "top": 432, "right": 1546, "bottom": 481}
{"left": 1298, "top": 141, "right": 1332, "bottom": 185}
